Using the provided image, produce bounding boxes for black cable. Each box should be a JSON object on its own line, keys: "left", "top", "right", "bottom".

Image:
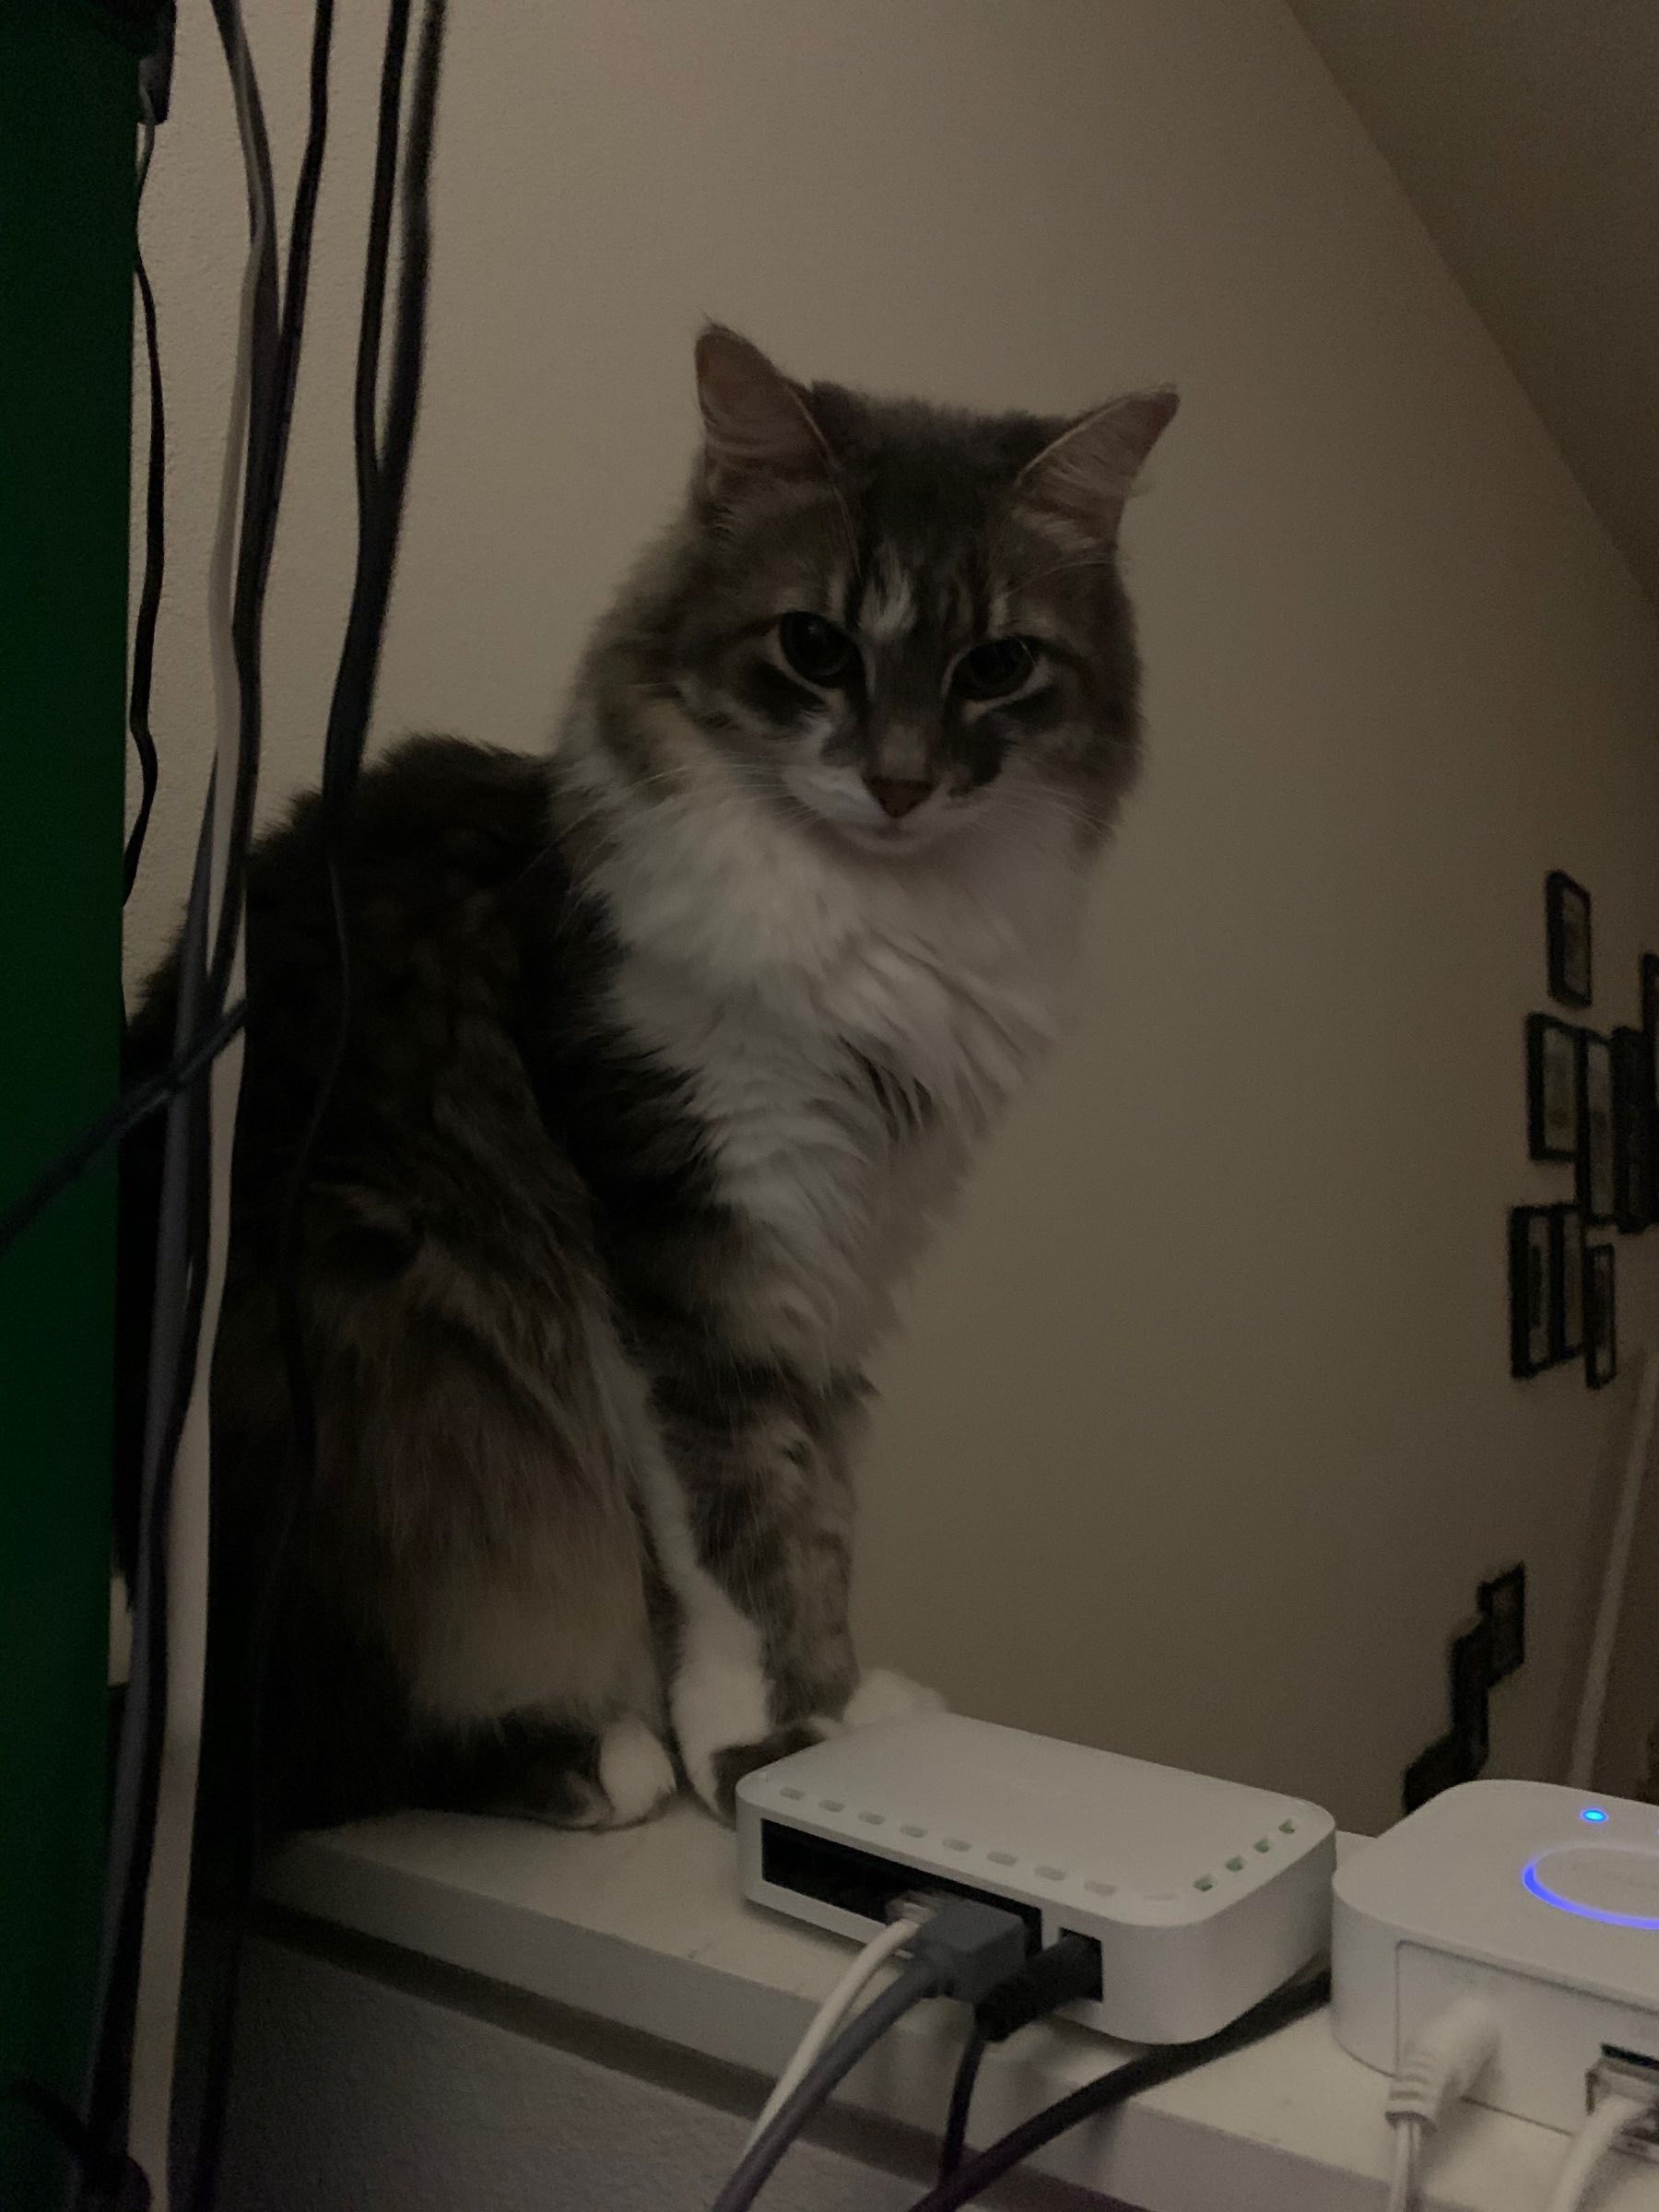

{"left": 186, "top": 14, "right": 445, "bottom": 2207}
{"left": 712, "top": 1959, "right": 948, "bottom": 2212}
{"left": 936, "top": 2025, "right": 986, "bottom": 2186}
{"left": 936, "top": 1926, "right": 1100, "bottom": 2183}
{"left": 74, "top": 8, "right": 290, "bottom": 2202}
{"left": 264, "top": 0, "right": 444, "bottom": 1734}
{"left": 902, "top": 1966, "right": 1333, "bottom": 2212}
{"left": 352, "top": 0, "right": 408, "bottom": 502}
{"left": 124, "top": 240, "right": 163, "bottom": 903}
{"left": 324, "top": 0, "right": 411, "bottom": 801}
{"left": 0, "top": 1000, "right": 247, "bottom": 1264}
{"left": 7, "top": 1, "right": 316, "bottom": 1257}
{"left": 80, "top": 820, "right": 217, "bottom": 2208}
{"left": 200, "top": 0, "right": 303, "bottom": 1029}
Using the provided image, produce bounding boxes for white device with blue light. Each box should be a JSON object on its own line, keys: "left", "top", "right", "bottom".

{"left": 1333, "top": 1778, "right": 1659, "bottom": 2140}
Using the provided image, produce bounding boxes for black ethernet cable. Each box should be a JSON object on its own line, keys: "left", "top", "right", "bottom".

{"left": 711, "top": 1900, "right": 1029, "bottom": 2212}
{"left": 935, "top": 1928, "right": 1104, "bottom": 2183}
{"left": 905, "top": 1964, "right": 1333, "bottom": 2212}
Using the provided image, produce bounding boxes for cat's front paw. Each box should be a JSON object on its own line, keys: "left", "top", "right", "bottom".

{"left": 841, "top": 1668, "right": 947, "bottom": 1730}
{"left": 595, "top": 1715, "right": 679, "bottom": 1827}
{"left": 704, "top": 1725, "right": 827, "bottom": 1822}
{"left": 671, "top": 1646, "right": 793, "bottom": 1822}
{"left": 672, "top": 1666, "right": 947, "bottom": 1824}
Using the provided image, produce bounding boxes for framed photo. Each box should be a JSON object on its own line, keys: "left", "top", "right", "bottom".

{"left": 1578, "top": 1031, "right": 1616, "bottom": 1226}
{"left": 1526, "top": 1014, "right": 1580, "bottom": 1162}
{"left": 1509, "top": 1206, "right": 1553, "bottom": 1379}
{"left": 1550, "top": 1205, "right": 1586, "bottom": 1361}
{"left": 1586, "top": 1242, "right": 1618, "bottom": 1390}
{"left": 1547, "top": 871, "right": 1593, "bottom": 1008}
{"left": 1614, "top": 1026, "right": 1653, "bottom": 1234}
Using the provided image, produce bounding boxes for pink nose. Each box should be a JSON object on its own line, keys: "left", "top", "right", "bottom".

{"left": 865, "top": 775, "right": 935, "bottom": 819}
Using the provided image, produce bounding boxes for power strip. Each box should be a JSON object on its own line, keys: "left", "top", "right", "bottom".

{"left": 1334, "top": 1778, "right": 1659, "bottom": 2142}
{"left": 736, "top": 1712, "right": 1335, "bottom": 2045}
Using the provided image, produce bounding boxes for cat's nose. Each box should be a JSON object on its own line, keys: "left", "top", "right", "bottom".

{"left": 865, "top": 775, "right": 935, "bottom": 819}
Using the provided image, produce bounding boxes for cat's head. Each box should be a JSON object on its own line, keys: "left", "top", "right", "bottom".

{"left": 598, "top": 327, "right": 1175, "bottom": 859}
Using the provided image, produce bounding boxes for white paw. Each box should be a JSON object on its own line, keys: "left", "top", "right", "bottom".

{"left": 671, "top": 1648, "right": 771, "bottom": 1813}
{"left": 597, "top": 1715, "right": 678, "bottom": 1826}
{"left": 841, "top": 1669, "right": 947, "bottom": 1731}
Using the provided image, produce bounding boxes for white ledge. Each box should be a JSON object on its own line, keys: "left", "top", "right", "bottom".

{"left": 260, "top": 1801, "right": 1659, "bottom": 2210}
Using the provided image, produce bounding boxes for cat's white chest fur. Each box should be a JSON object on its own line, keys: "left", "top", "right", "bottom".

{"left": 590, "top": 757, "right": 1084, "bottom": 1371}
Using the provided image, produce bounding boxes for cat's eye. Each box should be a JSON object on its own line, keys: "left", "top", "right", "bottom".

{"left": 954, "top": 637, "right": 1038, "bottom": 701}
{"left": 778, "top": 612, "right": 858, "bottom": 688}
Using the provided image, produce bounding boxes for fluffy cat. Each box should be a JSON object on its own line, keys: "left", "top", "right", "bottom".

{"left": 119, "top": 328, "right": 1175, "bottom": 1832}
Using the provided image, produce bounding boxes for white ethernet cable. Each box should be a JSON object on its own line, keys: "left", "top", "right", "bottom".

{"left": 745, "top": 1904, "right": 935, "bottom": 2149}
{"left": 1543, "top": 2088, "right": 1659, "bottom": 2212}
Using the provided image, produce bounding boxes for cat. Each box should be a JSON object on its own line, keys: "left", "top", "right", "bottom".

{"left": 119, "top": 326, "right": 1175, "bottom": 1835}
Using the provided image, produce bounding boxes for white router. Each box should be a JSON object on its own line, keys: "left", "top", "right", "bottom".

{"left": 736, "top": 1712, "right": 1335, "bottom": 2044}
{"left": 1334, "top": 1779, "right": 1659, "bottom": 2136}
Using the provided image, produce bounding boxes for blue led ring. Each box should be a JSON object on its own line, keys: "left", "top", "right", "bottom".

{"left": 1524, "top": 1853, "right": 1659, "bottom": 1932}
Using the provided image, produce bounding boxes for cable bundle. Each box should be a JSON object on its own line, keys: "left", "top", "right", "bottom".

{"left": 0, "top": 6, "right": 446, "bottom": 2207}
{"left": 717, "top": 1906, "right": 1328, "bottom": 2212}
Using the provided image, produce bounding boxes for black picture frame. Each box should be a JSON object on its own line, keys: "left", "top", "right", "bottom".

{"left": 1547, "top": 871, "right": 1593, "bottom": 1008}
{"left": 1549, "top": 1204, "right": 1586, "bottom": 1361}
{"left": 1613, "top": 1026, "right": 1653, "bottom": 1234}
{"left": 1509, "top": 1206, "right": 1553, "bottom": 1379}
{"left": 1586, "top": 1242, "right": 1618, "bottom": 1390}
{"left": 1478, "top": 1563, "right": 1527, "bottom": 1683}
{"left": 1578, "top": 1030, "right": 1616, "bottom": 1226}
{"left": 1526, "top": 1014, "right": 1581, "bottom": 1162}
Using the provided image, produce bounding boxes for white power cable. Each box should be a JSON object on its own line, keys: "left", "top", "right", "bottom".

{"left": 1380, "top": 1995, "right": 1500, "bottom": 2212}
{"left": 1543, "top": 2091, "right": 1655, "bottom": 2212}
{"left": 1383, "top": 2112, "right": 1421, "bottom": 2212}
{"left": 746, "top": 1908, "right": 933, "bottom": 2149}
{"left": 124, "top": 7, "right": 265, "bottom": 2201}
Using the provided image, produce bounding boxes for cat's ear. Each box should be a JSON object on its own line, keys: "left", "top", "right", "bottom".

{"left": 1014, "top": 388, "right": 1178, "bottom": 547}
{"left": 695, "top": 324, "right": 829, "bottom": 496}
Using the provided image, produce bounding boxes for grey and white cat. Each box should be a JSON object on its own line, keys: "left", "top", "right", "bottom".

{"left": 120, "top": 328, "right": 1175, "bottom": 1831}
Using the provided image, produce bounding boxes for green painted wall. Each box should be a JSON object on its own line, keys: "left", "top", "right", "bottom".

{"left": 0, "top": 4, "right": 141, "bottom": 2201}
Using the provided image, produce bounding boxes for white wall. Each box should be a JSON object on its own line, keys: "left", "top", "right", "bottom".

{"left": 134, "top": 0, "right": 1659, "bottom": 1832}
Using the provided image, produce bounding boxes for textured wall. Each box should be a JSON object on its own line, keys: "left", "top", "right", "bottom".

{"left": 133, "top": 0, "right": 1659, "bottom": 1830}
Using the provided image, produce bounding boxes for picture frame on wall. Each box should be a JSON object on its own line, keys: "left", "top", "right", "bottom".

{"left": 1526, "top": 1014, "right": 1581, "bottom": 1162}
{"left": 1547, "top": 871, "right": 1593, "bottom": 1008}
{"left": 1509, "top": 1206, "right": 1553, "bottom": 1379}
{"left": 1586, "top": 1242, "right": 1618, "bottom": 1390}
{"left": 1550, "top": 1204, "right": 1586, "bottom": 1362}
{"left": 1613, "top": 1026, "right": 1653, "bottom": 1235}
{"left": 1579, "top": 1030, "right": 1617, "bottom": 1226}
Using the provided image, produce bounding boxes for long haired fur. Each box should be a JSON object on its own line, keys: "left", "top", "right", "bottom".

{"left": 119, "top": 331, "right": 1174, "bottom": 1830}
